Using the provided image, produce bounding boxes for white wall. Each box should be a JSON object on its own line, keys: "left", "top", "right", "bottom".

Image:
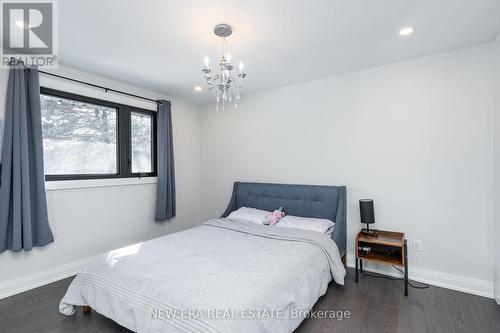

{"left": 494, "top": 35, "right": 500, "bottom": 304}
{"left": 200, "top": 44, "right": 496, "bottom": 297}
{"left": 0, "top": 65, "right": 202, "bottom": 297}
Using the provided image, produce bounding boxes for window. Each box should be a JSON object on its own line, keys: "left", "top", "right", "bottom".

{"left": 131, "top": 112, "right": 153, "bottom": 174}
{"left": 41, "top": 94, "right": 118, "bottom": 175}
{"left": 40, "top": 88, "right": 156, "bottom": 181}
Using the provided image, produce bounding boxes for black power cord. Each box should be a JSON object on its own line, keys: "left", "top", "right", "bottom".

{"left": 361, "top": 265, "right": 429, "bottom": 289}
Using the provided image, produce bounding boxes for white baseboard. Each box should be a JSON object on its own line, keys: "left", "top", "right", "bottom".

{"left": 346, "top": 256, "right": 494, "bottom": 299}
{"left": 0, "top": 254, "right": 495, "bottom": 300}
{"left": 0, "top": 255, "right": 98, "bottom": 300}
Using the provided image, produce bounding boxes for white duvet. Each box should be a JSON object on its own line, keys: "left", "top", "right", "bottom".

{"left": 60, "top": 218, "right": 346, "bottom": 333}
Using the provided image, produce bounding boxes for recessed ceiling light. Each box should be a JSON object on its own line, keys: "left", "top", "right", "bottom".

{"left": 194, "top": 86, "right": 202, "bottom": 92}
{"left": 399, "top": 27, "right": 414, "bottom": 36}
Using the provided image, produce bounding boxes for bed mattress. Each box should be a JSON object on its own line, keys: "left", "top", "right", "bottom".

{"left": 60, "top": 218, "right": 346, "bottom": 333}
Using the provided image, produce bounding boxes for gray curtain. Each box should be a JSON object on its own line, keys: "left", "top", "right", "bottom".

{"left": 155, "top": 100, "right": 176, "bottom": 220}
{"left": 0, "top": 62, "right": 54, "bottom": 252}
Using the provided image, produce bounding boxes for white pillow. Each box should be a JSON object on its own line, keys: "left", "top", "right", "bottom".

{"left": 276, "top": 215, "right": 335, "bottom": 235}
{"left": 227, "top": 207, "right": 271, "bottom": 225}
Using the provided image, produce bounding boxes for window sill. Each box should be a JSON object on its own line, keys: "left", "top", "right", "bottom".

{"left": 45, "top": 177, "right": 158, "bottom": 191}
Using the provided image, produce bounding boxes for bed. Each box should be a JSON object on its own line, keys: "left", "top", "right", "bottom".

{"left": 60, "top": 182, "right": 347, "bottom": 333}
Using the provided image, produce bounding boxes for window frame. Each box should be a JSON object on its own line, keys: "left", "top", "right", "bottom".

{"left": 40, "top": 87, "right": 157, "bottom": 181}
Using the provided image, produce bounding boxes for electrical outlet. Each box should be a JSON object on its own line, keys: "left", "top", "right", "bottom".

{"left": 414, "top": 240, "right": 422, "bottom": 251}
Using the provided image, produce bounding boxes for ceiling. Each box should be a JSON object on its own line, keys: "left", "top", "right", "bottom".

{"left": 58, "top": 0, "right": 500, "bottom": 104}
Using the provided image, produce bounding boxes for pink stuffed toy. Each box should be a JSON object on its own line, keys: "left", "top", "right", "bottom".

{"left": 265, "top": 209, "right": 285, "bottom": 226}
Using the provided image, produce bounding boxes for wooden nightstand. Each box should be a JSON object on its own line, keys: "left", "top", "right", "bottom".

{"left": 355, "top": 230, "right": 408, "bottom": 296}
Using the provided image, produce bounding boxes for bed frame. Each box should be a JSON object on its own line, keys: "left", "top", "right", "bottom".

{"left": 81, "top": 182, "right": 346, "bottom": 314}
{"left": 221, "top": 181, "right": 347, "bottom": 263}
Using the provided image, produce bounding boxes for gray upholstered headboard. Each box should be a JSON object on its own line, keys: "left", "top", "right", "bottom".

{"left": 221, "top": 182, "right": 347, "bottom": 256}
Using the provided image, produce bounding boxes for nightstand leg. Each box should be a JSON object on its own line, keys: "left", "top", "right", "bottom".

{"left": 355, "top": 258, "right": 358, "bottom": 283}
{"left": 404, "top": 240, "right": 408, "bottom": 296}
{"left": 360, "top": 259, "right": 363, "bottom": 273}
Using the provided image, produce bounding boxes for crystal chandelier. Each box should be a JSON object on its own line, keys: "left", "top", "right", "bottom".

{"left": 202, "top": 24, "right": 247, "bottom": 110}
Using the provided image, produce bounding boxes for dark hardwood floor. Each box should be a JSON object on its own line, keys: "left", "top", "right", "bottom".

{"left": 0, "top": 268, "right": 499, "bottom": 333}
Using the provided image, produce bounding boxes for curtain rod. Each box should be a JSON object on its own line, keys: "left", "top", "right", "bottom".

{"left": 38, "top": 70, "right": 160, "bottom": 104}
